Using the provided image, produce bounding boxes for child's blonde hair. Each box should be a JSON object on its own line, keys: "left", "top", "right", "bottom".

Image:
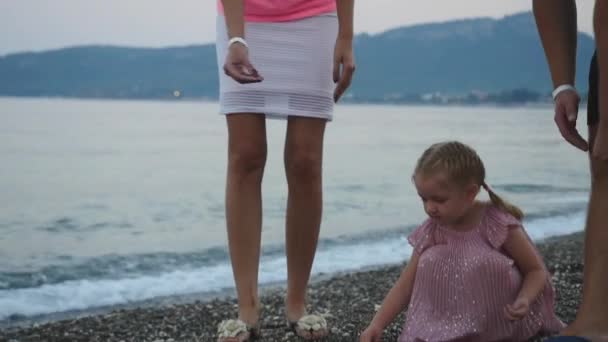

{"left": 414, "top": 141, "right": 524, "bottom": 220}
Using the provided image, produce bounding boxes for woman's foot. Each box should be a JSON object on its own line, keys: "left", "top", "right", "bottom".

{"left": 217, "top": 301, "right": 261, "bottom": 342}
{"left": 287, "top": 314, "right": 329, "bottom": 340}
{"left": 217, "top": 319, "right": 260, "bottom": 342}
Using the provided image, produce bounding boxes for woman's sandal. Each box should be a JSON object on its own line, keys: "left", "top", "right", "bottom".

{"left": 287, "top": 314, "right": 329, "bottom": 340}
{"left": 217, "top": 319, "right": 260, "bottom": 342}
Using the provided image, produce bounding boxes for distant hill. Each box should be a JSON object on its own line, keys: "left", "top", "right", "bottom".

{"left": 351, "top": 12, "right": 594, "bottom": 100}
{"left": 0, "top": 12, "right": 595, "bottom": 101}
{"left": 0, "top": 45, "right": 218, "bottom": 99}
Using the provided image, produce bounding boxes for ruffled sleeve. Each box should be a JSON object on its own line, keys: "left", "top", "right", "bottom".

{"left": 483, "top": 205, "right": 522, "bottom": 249}
{"left": 408, "top": 219, "right": 443, "bottom": 254}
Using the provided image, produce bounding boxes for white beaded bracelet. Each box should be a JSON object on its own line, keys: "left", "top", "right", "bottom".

{"left": 228, "top": 37, "right": 248, "bottom": 48}
{"left": 552, "top": 84, "right": 577, "bottom": 101}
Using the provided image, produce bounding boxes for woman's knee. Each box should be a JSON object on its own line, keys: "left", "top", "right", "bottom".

{"left": 229, "top": 143, "right": 267, "bottom": 177}
{"left": 285, "top": 145, "right": 322, "bottom": 182}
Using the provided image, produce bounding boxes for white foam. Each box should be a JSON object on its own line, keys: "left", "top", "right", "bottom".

{"left": 0, "top": 210, "right": 585, "bottom": 320}
{"left": 525, "top": 211, "right": 585, "bottom": 241}
{"left": 0, "top": 263, "right": 234, "bottom": 320}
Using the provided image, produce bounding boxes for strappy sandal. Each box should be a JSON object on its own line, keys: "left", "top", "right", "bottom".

{"left": 287, "top": 314, "right": 329, "bottom": 340}
{"left": 217, "top": 319, "right": 260, "bottom": 342}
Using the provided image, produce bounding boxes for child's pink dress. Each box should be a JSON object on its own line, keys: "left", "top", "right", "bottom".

{"left": 400, "top": 205, "right": 564, "bottom": 342}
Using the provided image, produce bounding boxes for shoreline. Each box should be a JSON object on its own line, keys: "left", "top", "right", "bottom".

{"left": 0, "top": 95, "right": 564, "bottom": 108}
{"left": 0, "top": 232, "right": 584, "bottom": 341}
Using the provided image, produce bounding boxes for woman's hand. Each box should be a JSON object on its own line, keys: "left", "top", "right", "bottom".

{"left": 333, "top": 37, "right": 355, "bottom": 103}
{"left": 223, "top": 43, "right": 263, "bottom": 84}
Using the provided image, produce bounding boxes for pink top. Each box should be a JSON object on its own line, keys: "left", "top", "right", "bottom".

{"left": 400, "top": 205, "right": 564, "bottom": 342}
{"left": 217, "top": 0, "right": 337, "bottom": 23}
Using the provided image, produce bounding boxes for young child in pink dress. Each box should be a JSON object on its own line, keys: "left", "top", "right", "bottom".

{"left": 360, "top": 141, "right": 564, "bottom": 342}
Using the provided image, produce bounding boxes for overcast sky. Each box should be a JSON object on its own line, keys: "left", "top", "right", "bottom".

{"left": 0, "top": 1, "right": 595, "bottom": 56}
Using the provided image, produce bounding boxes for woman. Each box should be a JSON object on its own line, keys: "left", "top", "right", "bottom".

{"left": 215, "top": 0, "right": 355, "bottom": 341}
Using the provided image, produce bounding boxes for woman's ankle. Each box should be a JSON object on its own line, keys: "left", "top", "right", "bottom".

{"left": 285, "top": 297, "right": 307, "bottom": 322}
{"left": 237, "top": 299, "right": 261, "bottom": 326}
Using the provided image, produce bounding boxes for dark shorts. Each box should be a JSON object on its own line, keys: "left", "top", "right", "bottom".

{"left": 588, "top": 51, "right": 599, "bottom": 126}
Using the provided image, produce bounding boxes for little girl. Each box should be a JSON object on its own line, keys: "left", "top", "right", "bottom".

{"left": 360, "top": 141, "right": 564, "bottom": 342}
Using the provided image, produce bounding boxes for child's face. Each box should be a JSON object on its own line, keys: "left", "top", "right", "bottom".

{"left": 414, "top": 172, "right": 479, "bottom": 225}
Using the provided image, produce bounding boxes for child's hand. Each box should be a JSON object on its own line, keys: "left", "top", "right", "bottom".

{"left": 505, "top": 297, "right": 530, "bottom": 320}
{"left": 360, "top": 325, "right": 383, "bottom": 342}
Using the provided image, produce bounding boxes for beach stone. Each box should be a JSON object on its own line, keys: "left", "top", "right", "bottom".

{"left": 0, "top": 232, "right": 584, "bottom": 342}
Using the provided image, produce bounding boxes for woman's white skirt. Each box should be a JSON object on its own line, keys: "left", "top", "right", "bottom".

{"left": 216, "top": 14, "right": 338, "bottom": 120}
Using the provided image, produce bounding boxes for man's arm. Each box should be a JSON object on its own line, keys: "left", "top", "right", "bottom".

{"left": 533, "top": 0, "right": 588, "bottom": 151}
{"left": 533, "top": 0, "right": 578, "bottom": 87}
{"left": 596, "top": 0, "right": 608, "bottom": 127}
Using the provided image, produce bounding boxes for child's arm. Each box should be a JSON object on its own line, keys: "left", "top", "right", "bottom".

{"left": 360, "top": 252, "right": 420, "bottom": 340}
{"left": 502, "top": 226, "right": 547, "bottom": 320}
